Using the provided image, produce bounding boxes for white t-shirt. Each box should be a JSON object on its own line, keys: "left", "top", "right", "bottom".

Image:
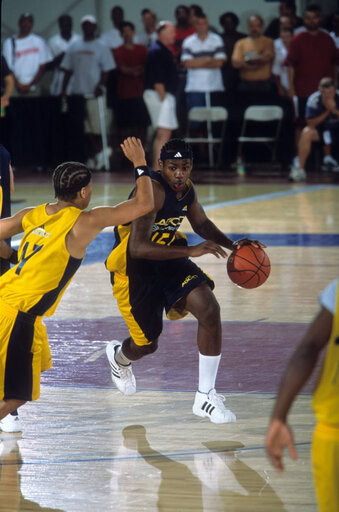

{"left": 100, "top": 27, "right": 123, "bottom": 49}
{"left": 181, "top": 32, "right": 226, "bottom": 93}
{"left": 135, "top": 31, "right": 157, "bottom": 47}
{"left": 3, "top": 33, "right": 52, "bottom": 84}
{"left": 61, "top": 38, "right": 115, "bottom": 96}
{"left": 319, "top": 279, "right": 338, "bottom": 315}
{"left": 48, "top": 32, "right": 81, "bottom": 95}
{"left": 272, "top": 38, "right": 289, "bottom": 90}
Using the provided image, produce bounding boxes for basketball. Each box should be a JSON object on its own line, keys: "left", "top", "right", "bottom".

{"left": 227, "top": 245, "right": 271, "bottom": 289}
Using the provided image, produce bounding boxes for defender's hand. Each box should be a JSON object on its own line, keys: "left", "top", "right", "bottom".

{"left": 121, "top": 137, "right": 147, "bottom": 167}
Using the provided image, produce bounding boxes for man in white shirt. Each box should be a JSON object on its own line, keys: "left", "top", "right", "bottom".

{"left": 181, "top": 12, "right": 226, "bottom": 157}
{"left": 61, "top": 15, "right": 115, "bottom": 170}
{"left": 181, "top": 12, "right": 226, "bottom": 109}
{"left": 48, "top": 14, "right": 80, "bottom": 96}
{"left": 135, "top": 9, "right": 158, "bottom": 47}
{"left": 272, "top": 27, "right": 293, "bottom": 96}
{"left": 2, "top": 13, "right": 52, "bottom": 96}
{"left": 100, "top": 5, "right": 124, "bottom": 50}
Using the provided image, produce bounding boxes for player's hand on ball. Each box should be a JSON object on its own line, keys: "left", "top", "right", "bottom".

{"left": 232, "top": 238, "right": 266, "bottom": 250}
{"left": 189, "top": 241, "right": 227, "bottom": 259}
{"left": 121, "top": 137, "right": 147, "bottom": 167}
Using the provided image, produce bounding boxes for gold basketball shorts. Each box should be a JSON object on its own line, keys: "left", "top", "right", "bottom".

{"left": 312, "top": 422, "right": 339, "bottom": 512}
{"left": 0, "top": 299, "right": 52, "bottom": 401}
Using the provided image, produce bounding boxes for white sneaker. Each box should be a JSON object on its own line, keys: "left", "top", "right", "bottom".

{"left": 192, "top": 389, "right": 236, "bottom": 424}
{"left": 106, "top": 341, "right": 136, "bottom": 395}
{"left": 0, "top": 414, "right": 22, "bottom": 433}
{"left": 288, "top": 167, "right": 307, "bottom": 182}
{"left": 95, "top": 147, "right": 113, "bottom": 170}
{"left": 322, "top": 156, "right": 339, "bottom": 172}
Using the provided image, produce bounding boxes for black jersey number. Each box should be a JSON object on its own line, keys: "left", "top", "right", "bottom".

{"left": 15, "top": 241, "right": 43, "bottom": 275}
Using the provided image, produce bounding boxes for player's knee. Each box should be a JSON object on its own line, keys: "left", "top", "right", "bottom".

{"left": 199, "top": 299, "right": 220, "bottom": 327}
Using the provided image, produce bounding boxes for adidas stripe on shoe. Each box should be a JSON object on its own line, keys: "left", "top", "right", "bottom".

{"left": 106, "top": 341, "right": 136, "bottom": 395}
{"left": 193, "top": 389, "right": 236, "bottom": 424}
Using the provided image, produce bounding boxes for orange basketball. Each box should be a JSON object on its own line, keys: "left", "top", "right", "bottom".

{"left": 227, "top": 245, "right": 271, "bottom": 289}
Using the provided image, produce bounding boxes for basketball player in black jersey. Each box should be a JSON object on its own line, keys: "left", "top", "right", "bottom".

{"left": 106, "top": 138, "right": 265, "bottom": 423}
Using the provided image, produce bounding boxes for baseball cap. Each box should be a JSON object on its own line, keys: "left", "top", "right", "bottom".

{"left": 81, "top": 15, "right": 97, "bottom": 25}
{"left": 19, "top": 13, "right": 34, "bottom": 22}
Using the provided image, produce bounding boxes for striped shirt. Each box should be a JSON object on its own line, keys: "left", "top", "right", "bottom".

{"left": 181, "top": 32, "right": 225, "bottom": 92}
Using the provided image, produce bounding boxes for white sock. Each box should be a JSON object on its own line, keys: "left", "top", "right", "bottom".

{"left": 198, "top": 353, "right": 221, "bottom": 394}
{"left": 293, "top": 156, "right": 299, "bottom": 167}
{"left": 115, "top": 347, "right": 132, "bottom": 367}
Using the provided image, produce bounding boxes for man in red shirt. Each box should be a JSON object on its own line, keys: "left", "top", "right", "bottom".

{"left": 286, "top": 4, "right": 338, "bottom": 122}
{"left": 113, "top": 22, "right": 150, "bottom": 150}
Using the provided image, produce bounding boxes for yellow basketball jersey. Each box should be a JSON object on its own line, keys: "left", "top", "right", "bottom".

{"left": 0, "top": 204, "right": 83, "bottom": 316}
{"left": 312, "top": 282, "right": 339, "bottom": 424}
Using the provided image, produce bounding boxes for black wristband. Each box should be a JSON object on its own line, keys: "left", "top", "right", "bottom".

{"left": 134, "top": 165, "right": 151, "bottom": 180}
{"left": 9, "top": 249, "right": 18, "bottom": 265}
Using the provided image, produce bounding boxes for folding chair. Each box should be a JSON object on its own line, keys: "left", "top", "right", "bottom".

{"left": 237, "top": 105, "right": 283, "bottom": 163}
{"left": 185, "top": 106, "right": 228, "bottom": 168}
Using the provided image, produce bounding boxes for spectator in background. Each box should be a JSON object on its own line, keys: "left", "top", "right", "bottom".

{"left": 188, "top": 5, "right": 204, "bottom": 26}
{"left": 219, "top": 12, "right": 246, "bottom": 102}
{"left": 172, "top": 5, "right": 196, "bottom": 136}
{"left": 100, "top": 5, "right": 124, "bottom": 49}
{"left": 181, "top": 12, "right": 226, "bottom": 128}
{"left": 2, "top": 13, "right": 53, "bottom": 170}
{"left": 272, "top": 27, "right": 293, "bottom": 97}
{"left": 3, "top": 13, "right": 52, "bottom": 96}
{"left": 265, "top": 0, "right": 303, "bottom": 40}
{"left": 289, "top": 77, "right": 339, "bottom": 182}
{"left": 286, "top": 4, "right": 338, "bottom": 128}
{"left": 61, "top": 15, "right": 115, "bottom": 170}
{"left": 143, "top": 21, "right": 178, "bottom": 168}
{"left": 48, "top": 14, "right": 80, "bottom": 96}
{"left": 330, "top": 11, "right": 339, "bottom": 48}
{"left": 232, "top": 15, "right": 275, "bottom": 96}
{"left": 173, "top": 5, "right": 195, "bottom": 59}
{"left": 135, "top": 9, "right": 158, "bottom": 47}
{"left": 113, "top": 22, "right": 149, "bottom": 150}
{"left": 0, "top": 57, "right": 14, "bottom": 115}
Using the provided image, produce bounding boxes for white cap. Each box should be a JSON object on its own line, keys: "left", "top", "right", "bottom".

{"left": 81, "top": 14, "right": 97, "bottom": 25}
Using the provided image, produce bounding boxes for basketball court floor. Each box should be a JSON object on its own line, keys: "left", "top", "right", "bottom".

{"left": 1, "top": 168, "right": 338, "bottom": 511}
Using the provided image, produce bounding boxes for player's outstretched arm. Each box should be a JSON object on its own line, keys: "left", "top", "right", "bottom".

{"left": 68, "top": 138, "right": 154, "bottom": 257}
{"left": 265, "top": 306, "right": 332, "bottom": 471}
{"left": 0, "top": 207, "right": 33, "bottom": 241}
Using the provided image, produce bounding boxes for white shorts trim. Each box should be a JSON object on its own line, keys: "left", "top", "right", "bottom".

{"left": 143, "top": 90, "right": 178, "bottom": 130}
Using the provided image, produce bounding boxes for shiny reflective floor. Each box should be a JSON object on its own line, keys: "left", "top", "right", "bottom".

{"left": 1, "top": 169, "right": 339, "bottom": 511}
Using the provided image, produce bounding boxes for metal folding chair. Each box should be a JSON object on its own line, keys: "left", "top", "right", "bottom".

{"left": 237, "top": 105, "right": 283, "bottom": 163}
{"left": 185, "top": 106, "right": 228, "bottom": 168}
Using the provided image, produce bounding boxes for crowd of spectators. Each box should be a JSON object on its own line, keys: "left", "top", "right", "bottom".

{"left": 1, "top": 1, "right": 339, "bottom": 181}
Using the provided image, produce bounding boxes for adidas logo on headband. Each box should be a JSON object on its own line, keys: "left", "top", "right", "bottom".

{"left": 174, "top": 152, "right": 182, "bottom": 158}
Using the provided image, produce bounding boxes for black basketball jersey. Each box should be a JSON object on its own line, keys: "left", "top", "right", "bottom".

{"left": 105, "top": 170, "right": 195, "bottom": 277}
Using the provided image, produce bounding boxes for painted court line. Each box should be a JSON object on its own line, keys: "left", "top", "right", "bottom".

{"left": 203, "top": 184, "right": 338, "bottom": 211}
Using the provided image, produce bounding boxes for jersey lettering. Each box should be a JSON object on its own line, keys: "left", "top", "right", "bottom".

{"left": 15, "top": 241, "right": 43, "bottom": 276}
